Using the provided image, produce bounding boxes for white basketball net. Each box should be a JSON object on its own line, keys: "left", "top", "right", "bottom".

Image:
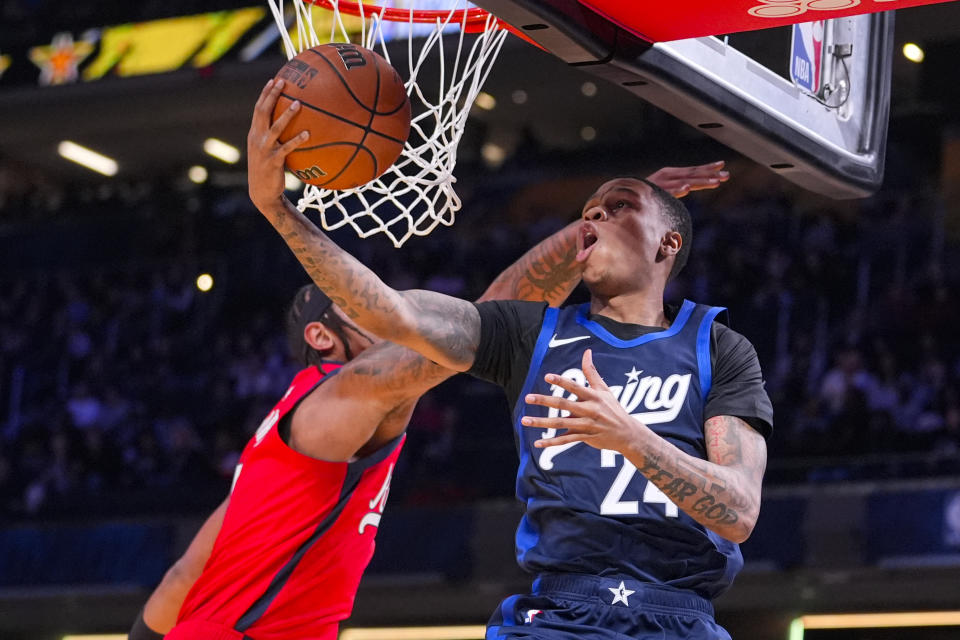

{"left": 265, "top": 0, "right": 508, "bottom": 247}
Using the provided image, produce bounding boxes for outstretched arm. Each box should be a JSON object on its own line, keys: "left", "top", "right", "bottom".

{"left": 521, "top": 350, "right": 766, "bottom": 543}
{"left": 288, "top": 220, "right": 589, "bottom": 460}
{"left": 250, "top": 79, "right": 481, "bottom": 371}
{"left": 130, "top": 499, "right": 228, "bottom": 638}
{"left": 251, "top": 80, "right": 729, "bottom": 371}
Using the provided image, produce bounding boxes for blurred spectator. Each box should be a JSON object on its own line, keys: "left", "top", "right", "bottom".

{"left": 66, "top": 383, "right": 103, "bottom": 429}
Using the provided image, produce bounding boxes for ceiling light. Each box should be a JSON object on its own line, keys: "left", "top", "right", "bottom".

{"left": 196, "top": 273, "right": 214, "bottom": 292}
{"left": 511, "top": 89, "right": 528, "bottom": 105}
{"left": 57, "top": 141, "right": 118, "bottom": 176}
{"left": 902, "top": 42, "right": 924, "bottom": 63}
{"left": 580, "top": 126, "right": 597, "bottom": 141}
{"left": 188, "top": 166, "right": 208, "bottom": 184}
{"left": 203, "top": 138, "right": 241, "bottom": 164}
{"left": 474, "top": 92, "right": 496, "bottom": 111}
{"left": 481, "top": 142, "right": 506, "bottom": 167}
{"left": 580, "top": 81, "right": 598, "bottom": 97}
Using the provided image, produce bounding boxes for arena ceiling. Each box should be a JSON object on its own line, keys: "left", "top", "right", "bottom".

{"left": 0, "top": 2, "right": 957, "bottom": 184}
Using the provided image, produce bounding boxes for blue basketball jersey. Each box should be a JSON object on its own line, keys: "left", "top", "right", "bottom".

{"left": 511, "top": 300, "right": 742, "bottom": 599}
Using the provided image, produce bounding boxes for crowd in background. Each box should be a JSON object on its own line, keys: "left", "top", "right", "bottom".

{"left": 1, "top": 152, "right": 958, "bottom": 520}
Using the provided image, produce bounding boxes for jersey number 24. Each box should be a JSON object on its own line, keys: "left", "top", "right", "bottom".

{"left": 601, "top": 449, "right": 678, "bottom": 517}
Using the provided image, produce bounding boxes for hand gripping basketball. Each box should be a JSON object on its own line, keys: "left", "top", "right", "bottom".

{"left": 270, "top": 44, "right": 411, "bottom": 191}
{"left": 248, "top": 78, "right": 308, "bottom": 211}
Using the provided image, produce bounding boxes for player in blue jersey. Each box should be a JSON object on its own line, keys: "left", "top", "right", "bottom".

{"left": 249, "top": 79, "right": 769, "bottom": 639}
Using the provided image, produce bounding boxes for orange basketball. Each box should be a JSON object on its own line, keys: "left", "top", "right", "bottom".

{"left": 272, "top": 43, "right": 411, "bottom": 190}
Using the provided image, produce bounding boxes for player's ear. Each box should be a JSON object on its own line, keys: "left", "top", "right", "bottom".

{"left": 303, "top": 321, "right": 336, "bottom": 354}
{"left": 659, "top": 230, "right": 682, "bottom": 258}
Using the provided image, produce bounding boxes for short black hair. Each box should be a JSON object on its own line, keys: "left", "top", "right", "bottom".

{"left": 640, "top": 178, "right": 692, "bottom": 280}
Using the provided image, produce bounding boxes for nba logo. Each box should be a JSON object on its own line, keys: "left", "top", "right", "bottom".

{"left": 790, "top": 20, "right": 824, "bottom": 94}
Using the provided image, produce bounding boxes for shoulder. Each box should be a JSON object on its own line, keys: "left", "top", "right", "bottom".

{"left": 712, "top": 321, "right": 757, "bottom": 358}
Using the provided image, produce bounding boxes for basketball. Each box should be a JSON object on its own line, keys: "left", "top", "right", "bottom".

{"left": 272, "top": 43, "right": 411, "bottom": 190}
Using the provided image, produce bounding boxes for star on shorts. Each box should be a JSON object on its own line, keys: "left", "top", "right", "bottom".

{"left": 608, "top": 580, "right": 636, "bottom": 606}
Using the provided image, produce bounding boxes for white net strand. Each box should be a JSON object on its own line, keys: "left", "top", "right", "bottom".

{"left": 265, "top": 0, "right": 507, "bottom": 247}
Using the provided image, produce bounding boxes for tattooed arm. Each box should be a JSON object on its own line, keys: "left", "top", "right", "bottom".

{"left": 250, "top": 80, "right": 729, "bottom": 371}
{"left": 334, "top": 218, "right": 582, "bottom": 409}
{"left": 521, "top": 349, "right": 767, "bottom": 543}
{"left": 626, "top": 414, "right": 766, "bottom": 543}
{"left": 479, "top": 221, "right": 580, "bottom": 305}
{"left": 288, "top": 219, "right": 587, "bottom": 460}
{"left": 451, "top": 161, "right": 728, "bottom": 304}
{"left": 250, "top": 78, "right": 482, "bottom": 371}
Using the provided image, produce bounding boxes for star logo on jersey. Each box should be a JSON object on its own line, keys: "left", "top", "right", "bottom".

{"left": 625, "top": 366, "right": 642, "bottom": 383}
{"left": 29, "top": 32, "right": 95, "bottom": 85}
{"left": 608, "top": 581, "right": 635, "bottom": 606}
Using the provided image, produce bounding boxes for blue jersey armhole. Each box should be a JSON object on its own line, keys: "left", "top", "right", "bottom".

{"left": 513, "top": 306, "right": 560, "bottom": 426}
{"left": 512, "top": 306, "right": 559, "bottom": 566}
{"left": 696, "top": 306, "right": 726, "bottom": 399}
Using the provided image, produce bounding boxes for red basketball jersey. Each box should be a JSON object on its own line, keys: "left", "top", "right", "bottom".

{"left": 173, "top": 363, "right": 405, "bottom": 640}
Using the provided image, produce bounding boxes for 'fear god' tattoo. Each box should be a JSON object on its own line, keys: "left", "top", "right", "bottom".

{"left": 630, "top": 415, "right": 765, "bottom": 541}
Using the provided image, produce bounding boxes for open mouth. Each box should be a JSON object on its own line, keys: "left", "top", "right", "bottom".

{"left": 577, "top": 223, "right": 599, "bottom": 262}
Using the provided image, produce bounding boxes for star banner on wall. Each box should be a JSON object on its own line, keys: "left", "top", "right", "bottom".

{"left": 28, "top": 32, "right": 95, "bottom": 85}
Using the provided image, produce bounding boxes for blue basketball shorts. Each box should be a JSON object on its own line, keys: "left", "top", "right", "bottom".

{"left": 486, "top": 574, "right": 731, "bottom": 640}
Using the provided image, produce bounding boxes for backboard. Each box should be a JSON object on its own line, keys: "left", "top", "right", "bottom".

{"left": 475, "top": 0, "right": 951, "bottom": 198}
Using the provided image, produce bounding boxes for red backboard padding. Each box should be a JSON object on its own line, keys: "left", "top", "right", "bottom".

{"left": 582, "top": 0, "right": 952, "bottom": 42}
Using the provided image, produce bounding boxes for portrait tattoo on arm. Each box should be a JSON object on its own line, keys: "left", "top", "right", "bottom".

{"left": 481, "top": 223, "right": 581, "bottom": 305}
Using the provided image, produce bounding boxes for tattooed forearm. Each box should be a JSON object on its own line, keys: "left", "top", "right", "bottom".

{"left": 339, "top": 222, "right": 594, "bottom": 403}
{"left": 624, "top": 415, "right": 767, "bottom": 543}
{"left": 273, "top": 208, "right": 403, "bottom": 326}
{"left": 261, "top": 197, "right": 479, "bottom": 370}
{"left": 635, "top": 453, "right": 743, "bottom": 529}
{"left": 344, "top": 341, "right": 454, "bottom": 400}
{"left": 481, "top": 222, "right": 582, "bottom": 305}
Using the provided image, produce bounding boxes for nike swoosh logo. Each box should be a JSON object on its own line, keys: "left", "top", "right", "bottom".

{"left": 548, "top": 334, "right": 591, "bottom": 348}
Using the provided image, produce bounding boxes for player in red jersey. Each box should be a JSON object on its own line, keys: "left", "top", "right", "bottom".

{"left": 128, "top": 77, "right": 729, "bottom": 640}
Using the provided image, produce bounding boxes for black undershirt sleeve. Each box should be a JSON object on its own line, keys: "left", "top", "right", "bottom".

{"left": 705, "top": 324, "right": 774, "bottom": 438}
{"left": 467, "top": 300, "right": 549, "bottom": 407}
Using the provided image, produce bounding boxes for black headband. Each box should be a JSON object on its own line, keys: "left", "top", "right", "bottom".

{"left": 288, "top": 285, "right": 334, "bottom": 366}
{"left": 300, "top": 285, "right": 334, "bottom": 325}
